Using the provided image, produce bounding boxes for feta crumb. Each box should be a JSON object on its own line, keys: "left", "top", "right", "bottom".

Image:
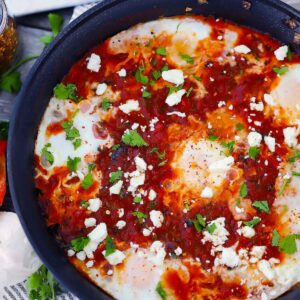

{"left": 274, "top": 45, "right": 288, "bottom": 61}
{"left": 166, "top": 111, "right": 186, "bottom": 118}
{"left": 201, "top": 187, "right": 214, "bottom": 198}
{"left": 241, "top": 226, "right": 255, "bottom": 238}
{"left": 134, "top": 156, "right": 147, "bottom": 171}
{"left": 88, "top": 223, "right": 107, "bottom": 243}
{"left": 109, "top": 180, "right": 123, "bottom": 195}
{"left": 250, "top": 246, "right": 266, "bottom": 263}
{"left": 250, "top": 102, "right": 264, "bottom": 111}
{"left": 142, "top": 228, "right": 153, "bottom": 236}
{"left": 95, "top": 83, "right": 107, "bottom": 95}
{"left": 165, "top": 89, "right": 186, "bottom": 106}
{"left": 264, "top": 136, "right": 276, "bottom": 152}
{"left": 149, "top": 117, "right": 159, "bottom": 131}
{"left": 86, "top": 260, "right": 94, "bottom": 268}
{"left": 76, "top": 251, "right": 86, "bottom": 261}
{"left": 174, "top": 247, "right": 183, "bottom": 256}
{"left": 118, "top": 208, "right": 124, "bottom": 218}
{"left": 234, "top": 45, "right": 251, "bottom": 54}
{"left": 117, "top": 68, "right": 127, "bottom": 77}
{"left": 116, "top": 220, "right": 126, "bottom": 230}
{"left": 87, "top": 53, "right": 101, "bottom": 72}
{"left": 248, "top": 131, "right": 262, "bottom": 147}
{"left": 67, "top": 249, "right": 75, "bottom": 257}
{"left": 107, "top": 269, "right": 113, "bottom": 275}
{"left": 129, "top": 172, "right": 145, "bottom": 189}
{"left": 258, "top": 260, "right": 275, "bottom": 280}
{"left": 131, "top": 123, "right": 139, "bottom": 130}
{"left": 102, "top": 250, "right": 126, "bottom": 265}
{"left": 119, "top": 100, "right": 140, "bottom": 114}
{"left": 148, "top": 189, "right": 157, "bottom": 200}
{"left": 209, "top": 156, "right": 234, "bottom": 172}
{"left": 150, "top": 210, "right": 164, "bottom": 228}
{"left": 88, "top": 198, "right": 102, "bottom": 212}
{"left": 264, "top": 93, "right": 275, "bottom": 106}
{"left": 162, "top": 69, "right": 184, "bottom": 85}
{"left": 149, "top": 241, "right": 166, "bottom": 265}
{"left": 283, "top": 127, "right": 298, "bottom": 147}
{"left": 84, "top": 218, "right": 96, "bottom": 228}
{"left": 215, "top": 247, "right": 240, "bottom": 268}
{"left": 202, "top": 217, "right": 229, "bottom": 246}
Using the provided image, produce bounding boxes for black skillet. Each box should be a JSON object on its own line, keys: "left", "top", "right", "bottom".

{"left": 7, "top": 0, "right": 300, "bottom": 299}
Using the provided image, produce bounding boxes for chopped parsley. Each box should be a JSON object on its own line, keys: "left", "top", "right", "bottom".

{"left": 104, "top": 236, "right": 116, "bottom": 257}
{"left": 243, "top": 217, "right": 261, "bottom": 228}
{"left": 132, "top": 211, "right": 147, "bottom": 222}
{"left": 133, "top": 196, "right": 142, "bottom": 203}
{"left": 151, "top": 148, "right": 166, "bottom": 160}
{"left": 61, "top": 120, "right": 80, "bottom": 140}
{"left": 207, "top": 223, "right": 217, "bottom": 234}
{"left": 101, "top": 97, "right": 111, "bottom": 110}
{"left": 67, "top": 156, "right": 81, "bottom": 172}
{"left": 73, "top": 138, "right": 81, "bottom": 150}
{"left": 272, "top": 229, "right": 280, "bottom": 246}
{"left": 279, "top": 234, "right": 300, "bottom": 254}
{"left": 252, "top": 200, "right": 270, "bottom": 214}
{"left": 156, "top": 47, "right": 167, "bottom": 56}
{"left": 168, "top": 83, "right": 184, "bottom": 95}
{"left": 221, "top": 140, "right": 235, "bottom": 154}
{"left": 135, "top": 63, "right": 149, "bottom": 84}
{"left": 111, "top": 144, "right": 120, "bottom": 151}
{"left": 156, "top": 282, "right": 167, "bottom": 300}
{"left": 208, "top": 135, "right": 218, "bottom": 141}
{"left": 41, "top": 143, "right": 54, "bottom": 165}
{"left": 71, "top": 236, "right": 90, "bottom": 251}
{"left": 193, "top": 214, "right": 206, "bottom": 233}
{"left": 161, "top": 63, "right": 169, "bottom": 72}
{"left": 152, "top": 70, "right": 161, "bottom": 80}
{"left": 236, "top": 123, "right": 244, "bottom": 131}
{"left": 81, "top": 163, "right": 95, "bottom": 190}
{"left": 179, "top": 52, "right": 194, "bottom": 64}
{"left": 142, "top": 89, "right": 152, "bottom": 98}
{"left": 239, "top": 182, "right": 248, "bottom": 198}
{"left": 40, "top": 13, "right": 63, "bottom": 46}
{"left": 80, "top": 200, "right": 89, "bottom": 208}
{"left": 249, "top": 146, "right": 260, "bottom": 158}
{"left": 292, "top": 171, "right": 300, "bottom": 177}
{"left": 53, "top": 83, "right": 81, "bottom": 102}
{"left": 273, "top": 66, "right": 289, "bottom": 75}
{"left": 109, "top": 170, "right": 123, "bottom": 184}
{"left": 186, "top": 87, "right": 193, "bottom": 97}
{"left": 288, "top": 150, "right": 300, "bottom": 163}
{"left": 122, "top": 130, "right": 148, "bottom": 147}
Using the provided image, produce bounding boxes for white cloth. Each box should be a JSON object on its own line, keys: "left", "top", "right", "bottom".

{"left": 5, "top": 0, "right": 99, "bottom": 16}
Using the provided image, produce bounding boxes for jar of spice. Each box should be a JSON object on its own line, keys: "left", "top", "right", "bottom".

{"left": 0, "top": 0, "right": 17, "bottom": 73}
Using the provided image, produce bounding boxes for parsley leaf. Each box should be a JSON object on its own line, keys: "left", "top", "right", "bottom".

{"left": 71, "top": 236, "right": 90, "bottom": 251}
{"left": 273, "top": 66, "right": 289, "bottom": 75}
{"left": 239, "top": 182, "right": 248, "bottom": 198}
{"left": 279, "top": 234, "right": 297, "bottom": 254}
{"left": 156, "top": 47, "right": 167, "bottom": 56}
{"left": 132, "top": 211, "right": 147, "bottom": 222}
{"left": 142, "top": 89, "right": 152, "bottom": 98}
{"left": 135, "top": 63, "right": 148, "bottom": 84}
{"left": 152, "top": 70, "right": 161, "bottom": 80}
{"left": 0, "top": 121, "right": 9, "bottom": 140}
{"left": 54, "top": 83, "right": 81, "bottom": 102}
{"left": 207, "top": 222, "right": 217, "bottom": 234}
{"left": 109, "top": 170, "right": 123, "bottom": 184}
{"left": 208, "top": 135, "right": 218, "bottom": 141}
{"left": 122, "top": 130, "right": 148, "bottom": 147}
{"left": 151, "top": 148, "right": 166, "bottom": 160}
{"left": 81, "top": 164, "right": 95, "bottom": 190}
{"left": 288, "top": 150, "right": 300, "bottom": 163}
{"left": 42, "top": 143, "right": 54, "bottom": 165}
{"left": 292, "top": 171, "right": 300, "bottom": 177}
{"left": 272, "top": 229, "right": 280, "bottom": 246}
{"left": 168, "top": 83, "right": 184, "bottom": 95}
{"left": 133, "top": 196, "right": 142, "bottom": 203}
{"left": 249, "top": 146, "right": 260, "bottom": 158}
{"left": 39, "top": 35, "right": 54, "bottom": 46}
{"left": 73, "top": 138, "right": 81, "bottom": 150}
{"left": 104, "top": 236, "right": 116, "bottom": 257}
{"left": 48, "top": 13, "right": 63, "bottom": 36}
{"left": 193, "top": 214, "right": 206, "bottom": 233}
{"left": 243, "top": 217, "right": 261, "bottom": 227}
{"left": 80, "top": 200, "right": 89, "bottom": 208}
{"left": 252, "top": 200, "right": 270, "bottom": 213}
{"left": 221, "top": 140, "right": 235, "bottom": 154}
{"left": 102, "top": 98, "right": 111, "bottom": 110}
{"left": 179, "top": 52, "right": 194, "bottom": 64}
{"left": 161, "top": 63, "right": 169, "bottom": 72}
{"left": 156, "top": 282, "right": 167, "bottom": 300}
{"left": 236, "top": 123, "right": 244, "bottom": 131}
{"left": 67, "top": 156, "right": 81, "bottom": 172}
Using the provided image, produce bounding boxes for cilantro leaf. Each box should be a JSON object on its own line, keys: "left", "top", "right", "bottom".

{"left": 161, "top": 63, "right": 169, "bottom": 72}
{"left": 252, "top": 200, "right": 270, "bottom": 213}
{"left": 135, "top": 63, "right": 148, "bottom": 84}
{"left": 71, "top": 236, "right": 90, "bottom": 251}
{"left": 82, "top": 172, "right": 93, "bottom": 189}
{"left": 152, "top": 70, "right": 161, "bottom": 80}
{"left": 272, "top": 229, "right": 280, "bottom": 246}
{"left": 239, "top": 182, "right": 248, "bottom": 198}
{"left": 207, "top": 222, "right": 217, "bottom": 234}
{"left": 109, "top": 170, "right": 123, "bottom": 184}
{"left": 132, "top": 211, "right": 147, "bottom": 222}
{"left": 39, "top": 35, "right": 54, "bottom": 46}
{"left": 168, "top": 83, "right": 184, "bottom": 95}
{"left": 0, "top": 121, "right": 9, "bottom": 140}
{"left": 151, "top": 148, "right": 166, "bottom": 160}
{"left": 133, "top": 196, "right": 142, "bottom": 203}
{"left": 48, "top": 13, "right": 63, "bottom": 36}
{"left": 42, "top": 143, "right": 54, "bottom": 165}
{"left": 80, "top": 200, "right": 89, "bottom": 208}
{"left": 249, "top": 146, "right": 260, "bottom": 159}
{"left": 236, "top": 123, "right": 244, "bottom": 131}
{"left": 208, "top": 134, "right": 218, "bottom": 141}
{"left": 279, "top": 234, "right": 297, "bottom": 254}
{"left": 0, "top": 71, "right": 21, "bottom": 93}
{"left": 243, "top": 217, "right": 261, "bottom": 227}
{"left": 102, "top": 98, "right": 111, "bottom": 110}
{"left": 122, "top": 130, "right": 148, "bottom": 147}
{"left": 292, "top": 171, "right": 300, "bottom": 177}
{"left": 142, "top": 89, "right": 152, "bottom": 98}
{"left": 67, "top": 156, "right": 81, "bottom": 172}
{"left": 193, "top": 214, "right": 206, "bottom": 233}
{"left": 288, "top": 150, "right": 300, "bottom": 163}
{"left": 104, "top": 236, "right": 116, "bottom": 257}
{"left": 73, "top": 138, "right": 81, "bottom": 150}
{"left": 221, "top": 140, "right": 235, "bottom": 154}
{"left": 179, "top": 52, "right": 194, "bottom": 64}
{"left": 53, "top": 83, "right": 81, "bottom": 102}
{"left": 156, "top": 282, "right": 167, "bottom": 300}
{"left": 273, "top": 67, "right": 289, "bottom": 75}
{"left": 156, "top": 47, "right": 167, "bottom": 56}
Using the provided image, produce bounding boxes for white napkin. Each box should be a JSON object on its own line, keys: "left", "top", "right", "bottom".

{"left": 5, "top": 0, "right": 99, "bottom": 16}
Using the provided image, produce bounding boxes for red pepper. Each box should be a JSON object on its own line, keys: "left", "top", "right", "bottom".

{"left": 0, "top": 140, "right": 7, "bottom": 206}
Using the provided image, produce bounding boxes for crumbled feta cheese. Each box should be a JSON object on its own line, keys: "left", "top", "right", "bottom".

{"left": 142, "top": 228, "right": 153, "bottom": 236}
{"left": 131, "top": 123, "right": 139, "bottom": 130}
{"left": 150, "top": 210, "right": 164, "bottom": 228}
{"left": 215, "top": 247, "right": 240, "bottom": 268}
{"left": 218, "top": 101, "right": 226, "bottom": 108}
{"left": 201, "top": 187, "right": 214, "bottom": 198}
{"left": 102, "top": 250, "right": 126, "bottom": 265}
{"left": 83, "top": 241, "right": 97, "bottom": 259}
{"left": 86, "top": 260, "right": 94, "bottom": 268}
{"left": 117, "top": 68, "right": 127, "bottom": 77}
{"left": 88, "top": 198, "right": 102, "bottom": 212}
{"left": 258, "top": 260, "right": 275, "bottom": 280}
{"left": 263, "top": 93, "right": 275, "bottom": 106}
{"left": 202, "top": 217, "right": 229, "bottom": 247}
{"left": 134, "top": 156, "right": 147, "bottom": 171}
{"left": 149, "top": 241, "right": 166, "bottom": 265}
{"left": 283, "top": 127, "right": 298, "bottom": 147}
{"left": 250, "top": 246, "right": 266, "bottom": 263}
{"left": 162, "top": 69, "right": 184, "bottom": 85}
{"left": 129, "top": 172, "right": 145, "bottom": 189}
{"left": 118, "top": 208, "right": 124, "bottom": 218}
{"left": 250, "top": 102, "right": 264, "bottom": 111}
{"left": 84, "top": 218, "right": 96, "bottom": 228}
{"left": 174, "top": 247, "right": 183, "bottom": 256}
{"left": 274, "top": 45, "right": 288, "bottom": 61}
{"left": 148, "top": 189, "right": 157, "bottom": 200}
{"left": 241, "top": 226, "right": 255, "bottom": 238}
{"left": 209, "top": 156, "right": 234, "bottom": 172}
{"left": 264, "top": 136, "right": 276, "bottom": 152}
{"left": 166, "top": 111, "right": 186, "bottom": 118}
{"left": 76, "top": 251, "right": 86, "bottom": 261}
{"left": 109, "top": 180, "right": 123, "bottom": 194}
{"left": 95, "top": 83, "right": 107, "bottom": 95}
{"left": 88, "top": 223, "right": 107, "bottom": 243}
{"left": 87, "top": 53, "right": 101, "bottom": 72}
{"left": 149, "top": 117, "right": 159, "bottom": 131}
{"left": 234, "top": 45, "right": 251, "bottom": 54}
{"left": 67, "top": 249, "right": 75, "bottom": 257}
{"left": 165, "top": 89, "right": 186, "bottom": 106}
{"left": 248, "top": 131, "right": 262, "bottom": 147}
{"left": 116, "top": 220, "right": 126, "bottom": 230}
{"left": 119, "top": 100, "right": 140, "bottom": 114}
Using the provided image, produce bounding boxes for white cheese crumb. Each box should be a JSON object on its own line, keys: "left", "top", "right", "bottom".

{"left": 102, "top": 250, "right": 126, "bottom": 265}
{"left": 129, "top": 172, "right": 145, "bottom": 190}
{"left": 209, "top": 156, "right": 234, "bottom": 172}
{"left": 134, "top": 156, "right": 147, "bottom": 171}
{"left": 263, "top": 93, "right": 275, "bottom": 106}
{"left": 76, "top": 251, "right": 86, "bottom": 261}
{"left": 258, "top": 260, "right": 275, "bottom": 280}
{"left": 264, "top": 136, "right": 276, "bottom": 152}
{"left": 241, "top": 226, "right": 255, "bottom": 238}
{"left": 86, "top": 260, "right": 94, "bottom": 268}
{"left": 201, "top": 187, "right": 214, "bottom": 198}
{"left": 142, "top": 228, "right": 153, "bottom": 236}
{"left": 95, "top": 83, "right": 107, "bottom": 95}
{"left": 174, "top": 247, "right": 183, "bottom": 256}
{"left": 119, "top": 100, "right": 140, "bottom": 114}
{"left": 247, "top": 131, "right": 262, "bottom": 147}
{"left": 84, "top": 218, "right": 96, "bottom": 228}
{"left": 283, "top": 127, "right": 298, "bottom": 147}
{"left": 87, "top": 53, "right": 101, "bottom": 72}
{"left": 215, "top": 247, "right": 240, "bottom": 268}
{"left": 150, "top": 210, "right": 164, "bottom": 228}
{"left": 165, "top": 89, "right": 186, "bottom": 106}
{"left": 109, "top": 180, "right": 123, "bottom": 195}
{"left": 88, "top": 223, "right": 107, "bottom": 243}
{"left": 274, "top": 45, "right": 288, "bottom": 61}
{"left": 67, "top": 249, "right": 75, "bottom": 257}
{"left": 116, "top": 220, "right": 126, "bottom": 230}
{"left": 250, "top": 102, "right": 264, "bottom": 111}
{"left": 234, "top": 45, "right": 251, "bottom": 54}
{"left": 202, "top": 217, "right": 229, "bottom": 246}
{"left": 250, "top": 246, "right": 266, "bottom": 263}
{"left": 166, "top": 111, "right": 186, "bottom": 118}
{"left": 161, "top": 69, "right": 184, "bottom": 85}
{"left": 149, "top": 241, "right": 166, "bottom": 266}
{"left": 88, "top": 198, "right": 102, "bottom": 212}
{"left": 118, "top": 208, "right": 124, "bottom": 218}
{"left": 148, "top": 189, "right": 157, "bottom": 200}
{"left": 117, "top": 68, "right": 127, "bottom": 77}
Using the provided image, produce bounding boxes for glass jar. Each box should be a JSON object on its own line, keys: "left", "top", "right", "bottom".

{"left": 0, "top": 0, "right": 17, "bottom": 73}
